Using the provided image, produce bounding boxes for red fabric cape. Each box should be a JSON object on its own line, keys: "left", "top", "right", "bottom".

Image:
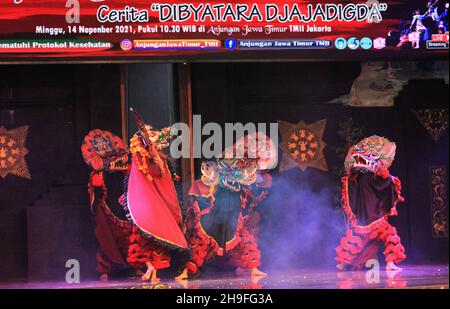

{"left": 94, "top": 206, "right": 130, "bottom": 265}
{"left": 127, "top": 160, "right": 188, "bottom": 249}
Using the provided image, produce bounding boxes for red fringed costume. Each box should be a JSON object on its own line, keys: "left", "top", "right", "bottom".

{"left": 177, "top": 130, "right": 277, "bottom": 279}
{"left": 181, "top": 157, "right": 274, "bottom": 277}
{"left": 124, "top": 121, "right": 188, "bottom": 274}
{"left": 176, "top": 131, "right": 277, "bottom": 278}
{"left": 335, "top": 136, "right": 406, "bottom": 270}
{"left": 82, "top": 120, "right": 188, "bottom": 280}
{"left": 127, "top": 226, "right": 171, "bottom": 270}
{"left": 183, "top": 176, "right": 254, "bottom": 274}
{"left": 81, "top": 129, "right": 132, "bottom": 277}
{"left": 230, "top": 172, "right": 272, "bottom": 270}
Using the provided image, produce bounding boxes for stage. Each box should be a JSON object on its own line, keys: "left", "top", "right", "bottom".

{"left": 0, "top": 264, "right": 447, "bottom": 289}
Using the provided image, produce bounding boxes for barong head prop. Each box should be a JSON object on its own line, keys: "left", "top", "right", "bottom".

{"left": 201, "top": 131, "right": 276, "bottom": 190}
{"left": 201, "top": 158, "right": 258, "bottom": 190}
{"left": 344, "top": 135, "right": 396, "bottom": 174}
{"left": 81, "top": 129, "right": 129, "bottom": 172}
{"left": 130, "top": 107, "right": 172, "bottom": 150}
{"left": 146, "top": 126, "right": 171, "bottom": 150}
{"left": 223, "top": 131, "right": 278, "bottom": 171}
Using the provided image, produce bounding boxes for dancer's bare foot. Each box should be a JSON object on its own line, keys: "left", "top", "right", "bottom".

{"left": 336, "top": 263, "right": 345, "bottom": 271}
{"left": 178, "top": 280, "right": 190, "bottom": 289}
{"left": 141, "top": 262, "right": 155, "bottom": 281}
{"left": 175, "top": 268, "right": 189, "bottom": 281}
{"left": 251, "top": 267, "right": 267, "bottom": 278}
{"left": 151, "top": 269, "right": 161, "bottom": 284}
{"left": 386, "top": 261, "right": 402, "bottom": 271}
{"left": 100, "top": 273, "right": 108, "bottom": 281}
{"left": 251, "top": 275, "right": 264, "bottom": 286}
{"left": 386, "top": 268, "right": 402, "bottom": 279}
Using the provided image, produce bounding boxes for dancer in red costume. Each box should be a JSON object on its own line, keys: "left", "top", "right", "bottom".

{"left": 81, "top": 129, "right": 132, "bottom": 281}
{"left": 124, "top": 109, "right": 188, "bottom": 283}
{"left": 231, "top": 133, "right": 276, "bottom": 275}
{"left": 176, "top": 132, "right": 277, "bottom": 280}
{"left": 232, "top": 169, "right": 272, "bottom": 275}
{"left": 335, "top": 136, "right": 406, "bottom": 271}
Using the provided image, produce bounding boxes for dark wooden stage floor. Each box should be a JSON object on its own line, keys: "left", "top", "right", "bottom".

{"left": 0, "top": 264, "right": 447, "bottom": 289}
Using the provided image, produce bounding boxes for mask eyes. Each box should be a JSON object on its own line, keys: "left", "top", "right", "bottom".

{"left": 202, "top": 161, "right": 217, "bottom": 173}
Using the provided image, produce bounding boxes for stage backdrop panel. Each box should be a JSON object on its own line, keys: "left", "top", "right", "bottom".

{"left": 0, "top": 64, "right": 123, "bottom": 281}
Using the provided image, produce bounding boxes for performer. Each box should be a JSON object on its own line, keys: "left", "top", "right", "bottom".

{"left": 124, "top": 108, "right": 188, "bottom": 283}
{"left": 176, "top": 132, "right": 277, "bottom": 280}
{"left": 335, "top": 136, "right": 406, "bottom": 271}
{"left": 81, "top": 129, "right": 132, "bottom": 280}
{"left": 232, "top": 168, "right": 272, "bottom": 275}
{"left": 175, "top": 158, "right": 265, "bottom": 280}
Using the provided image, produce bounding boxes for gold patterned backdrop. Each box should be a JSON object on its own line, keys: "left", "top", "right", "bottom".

{"left": 0, "top": 126, "right": 31, "bottom": 180}
{"left": 430, "top": 166, "right": 448, "bottom": 238}
{"left": 278, "top": 119, "right": 328, "bottom": 173}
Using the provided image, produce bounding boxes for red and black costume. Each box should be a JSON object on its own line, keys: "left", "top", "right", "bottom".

{"left": 81, "top": 129, "right": 132, "bottom": 277}
{"left": 82, "top": 115, "right": 189, "bottom": 280}
{"left": 230, "top": 172, "right": 272, "bottom": 269}
{"left": 182, "top": 158, "right": 270, "bottom": 276}
{"left": 335, "top": 135, "right": 406, "bottom": 270}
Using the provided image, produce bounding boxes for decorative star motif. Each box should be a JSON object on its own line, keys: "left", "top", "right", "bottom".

{"left": 0, "top": 126, "right": 31, "bottom": 179}
{"left": 278, "top": 119, "right": 328, "bottom": 172}
{"left": 413, "top": 109, "right": 449, "bottom": 143}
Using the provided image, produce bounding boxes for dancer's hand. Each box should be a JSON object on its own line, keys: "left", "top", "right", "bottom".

{"left": 390, "top": 207, "right": 398, "bottom": 216}
{"left": 91, "top": 172, "right": 104, "bottom": 187}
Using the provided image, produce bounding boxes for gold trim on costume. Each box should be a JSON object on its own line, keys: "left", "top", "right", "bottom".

{"left": 130, "top": 134, "right": 167, "bottom": 183}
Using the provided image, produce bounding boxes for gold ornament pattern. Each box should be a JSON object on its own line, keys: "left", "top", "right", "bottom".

{"left": 0, "top": 126, "right": 31, "bottom": 180}
{"left": 413, "top": 109, "right": 449, "bottom": 143}
{"left": 278, "top": 119, "right": 328, "bottom": 172}
{"left": 431, "top": 166, "right": 448, "bottom": 238}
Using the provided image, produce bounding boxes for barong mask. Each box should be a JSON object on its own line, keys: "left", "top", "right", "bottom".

{"left": 144, "top": 125, "right": 172, "bottom": 150}
{"left": 129, "top": 107, "right": 174, "bottom": 153}
{"left": 344, "top": 135, "right": 396, "bottom": 174}
{"left": 201, "top": 158, "right": 258, "bottom": 191}
{"left": 81, "top": 129, "right": 129, "bottom": 172}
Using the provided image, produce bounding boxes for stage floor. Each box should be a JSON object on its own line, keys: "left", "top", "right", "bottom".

{"left": 1, "top": 264, "right": 448, "bottom": 289}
